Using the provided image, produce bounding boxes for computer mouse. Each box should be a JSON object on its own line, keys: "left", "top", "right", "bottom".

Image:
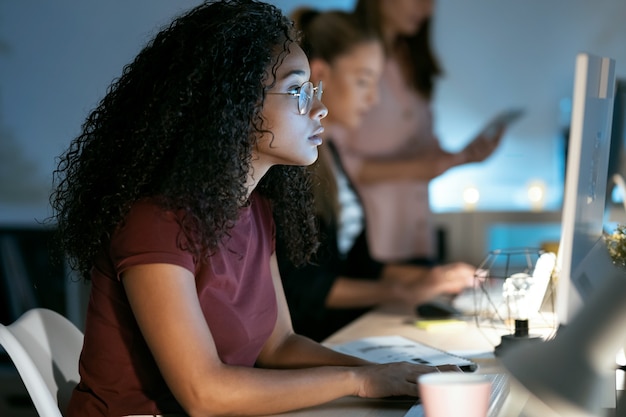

{"left": 416, "top": 299, "right": 462, "bottom": 318}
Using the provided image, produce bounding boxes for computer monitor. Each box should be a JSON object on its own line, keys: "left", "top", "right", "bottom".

{"left": 606, "top": 79, "right": 626, "bottom": 212}
{"left": 499, "top": 54, "right": 621, "bottom": 416}
{"left": 555, "top": 53, "right": 616, "bottom": 326}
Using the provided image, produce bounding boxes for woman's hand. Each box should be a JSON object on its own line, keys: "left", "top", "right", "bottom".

{"left": 353, "top": 362, "right": 462, "bottom": 398}
{"left": 426, "top": 262, "right": 477, "bottom": 295}
{"left": 462, "top": 126, "right": 504, "bottom": 163}
{"left": 353, "top": 362, "right": 433, "bottom": 398}
{"left": 382, "top": 262, "right": 476, "bottom": 306}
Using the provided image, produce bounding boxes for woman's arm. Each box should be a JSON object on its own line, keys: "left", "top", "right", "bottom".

{"left": 382, "top": 262, "right": 477, "bottom": 305}
{"left": 123, "top": 260, "right": 436, "bottom": 417}
{"left": 352, "top": 128, "right": 504, "bottom": 185}
{"left": 324, "top": 262, "right": 476, "bottom": 309}
{"left": 325, "top": 276, "right": 406, "bottom": 309}
{"left": 355, "top": 148, "right": 463, "bottom": 183}
{"left": 257, "top": 254, "right": 370, "bottom": 368}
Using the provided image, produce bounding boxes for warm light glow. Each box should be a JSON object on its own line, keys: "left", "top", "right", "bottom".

{"left": 527, "top": 180, "right": 546, "bottom": 211}
{"left": 462, "top": 186, "right": 480, "bottom": 211}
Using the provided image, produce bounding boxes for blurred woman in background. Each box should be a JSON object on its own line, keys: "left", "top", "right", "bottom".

{"left": 279, "top": 8, "right": 475, "bottom": 342}
{"left": 332, "top": 0, "right": 504, "bottom": 265}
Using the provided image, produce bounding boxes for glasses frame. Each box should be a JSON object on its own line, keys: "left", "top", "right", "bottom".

{"left": 267, "top": 81, "right": 323, "bottom": 115}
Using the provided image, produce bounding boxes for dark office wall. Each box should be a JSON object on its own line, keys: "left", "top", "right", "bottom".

{"left": 2, "top": 1, "right": 626, "bottom": 221}
{"left": 0, "top": 228, "right": 65, "bottom": 325}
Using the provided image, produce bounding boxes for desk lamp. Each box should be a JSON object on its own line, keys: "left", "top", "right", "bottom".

{"left": 500, "top": 245, "right": 626, "bottom": 417}
{"left": 474, "top": 250, "right": 556, "bottom": 356}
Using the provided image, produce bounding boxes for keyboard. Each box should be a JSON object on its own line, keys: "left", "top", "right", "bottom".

{"left": 403, "top": 372, "right": 510, "bottom": 417}
{"left": 331, "top": 336, "right": 509, "bottom": 417}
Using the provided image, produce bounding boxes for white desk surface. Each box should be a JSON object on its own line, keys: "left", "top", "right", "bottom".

{"left": 260, "top": 304, "right": 529, "bottom": 417}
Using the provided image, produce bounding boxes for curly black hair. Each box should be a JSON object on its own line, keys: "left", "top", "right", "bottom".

{"left": 49, "top": 0, "right": 319, "bottom": 280}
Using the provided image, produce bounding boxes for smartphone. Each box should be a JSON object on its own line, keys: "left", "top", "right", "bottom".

{"left": 480, "top": 108, "right": 525, "bottom": 139}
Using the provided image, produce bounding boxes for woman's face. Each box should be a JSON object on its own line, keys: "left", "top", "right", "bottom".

{"left": 316, "top": 40, "right": 384, "bottom": 130}
{"left": 255, "top": 43, "right": 328, "bottom": 172}
{"left": 380, "top": 0, "right": 434, "bottom": 37}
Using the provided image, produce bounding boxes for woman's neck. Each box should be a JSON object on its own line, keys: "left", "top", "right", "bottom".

{"left": 245, "top": 158, "right": 271, "bottom": 199}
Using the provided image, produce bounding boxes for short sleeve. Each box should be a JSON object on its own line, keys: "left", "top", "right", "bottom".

{"left": 109, "top": 200, "right": 195, "bottom": 280}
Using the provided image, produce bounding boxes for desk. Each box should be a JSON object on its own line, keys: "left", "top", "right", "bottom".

{"left": 264, "top": 305, "right": 524, "bottom": 417}
{"left": 324, "top": 304, "right": 502, "bottom": 356}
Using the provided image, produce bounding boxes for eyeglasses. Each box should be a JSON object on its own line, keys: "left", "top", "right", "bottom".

{"left": 267, "top": 81, "right": 323, "bottom": 115}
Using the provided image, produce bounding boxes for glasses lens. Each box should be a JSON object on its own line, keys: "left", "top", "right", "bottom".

{"left": 298, "top": 82, "right": 313, "bottom": 115}
{"left": 316, "top": 81, "right": 323, "bottom": 101}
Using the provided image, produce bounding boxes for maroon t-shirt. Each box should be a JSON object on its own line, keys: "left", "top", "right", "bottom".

{"left": 67, "top": 192, "right": 278, "bottom": 416}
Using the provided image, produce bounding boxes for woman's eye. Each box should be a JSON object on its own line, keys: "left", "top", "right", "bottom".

{"left": 286, "top": 86, "right": 301, "bottom": 95}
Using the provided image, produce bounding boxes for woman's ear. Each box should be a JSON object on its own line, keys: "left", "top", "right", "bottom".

{"left": 309, "top": 58, "right": 330, "bottom": 84}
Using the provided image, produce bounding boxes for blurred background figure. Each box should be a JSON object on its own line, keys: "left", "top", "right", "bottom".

{"left": 332, "top": 0, "right": 505, "bottom": 266}
{"left": 278, "top": 7, "right": 476, "bottom": 342}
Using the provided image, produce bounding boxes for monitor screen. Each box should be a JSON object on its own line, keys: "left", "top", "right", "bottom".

{"left": 607, "top": 79, "right": 626, "bottom": 212}
{"left": 555, "top": 53, "right": 616, "bottom": 326}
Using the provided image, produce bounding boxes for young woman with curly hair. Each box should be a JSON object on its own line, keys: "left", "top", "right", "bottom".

{"left": 49, "top": 1, "right": 444, "bottom": 416}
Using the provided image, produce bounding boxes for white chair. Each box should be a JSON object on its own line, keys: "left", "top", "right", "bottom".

{"left": 0, "top": 308, "right": 84, "bottom": 417}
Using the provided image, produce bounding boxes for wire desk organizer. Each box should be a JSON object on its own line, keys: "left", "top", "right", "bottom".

{"left": 470, "top": 247, "right": 559, "bottom": 350}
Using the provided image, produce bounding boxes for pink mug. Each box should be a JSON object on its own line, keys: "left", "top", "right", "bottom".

{"left": 418, "top": 372, "right": 492, "bottom": 417}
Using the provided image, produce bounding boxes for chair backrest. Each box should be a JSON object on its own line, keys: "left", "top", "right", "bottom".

{"left": 0, "top": 308, "right": 84, "bottom": 417}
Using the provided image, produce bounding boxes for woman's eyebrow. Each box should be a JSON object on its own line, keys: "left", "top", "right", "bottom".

{"left": 356, "top": 67, "right": 377, "bottom": 76}
{"left": 278, "top": 69, "right": 307, "bottom": 81}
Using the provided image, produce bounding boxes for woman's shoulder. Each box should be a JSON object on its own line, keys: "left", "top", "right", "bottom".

{"left": 249, "top": 191, "right": 272, "bottom": 217}
{"left": 124, "top": 197, "right": 180, "bottom": 226}
{"left": 113, "top": 198, "right": 188, "bottom": 248}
